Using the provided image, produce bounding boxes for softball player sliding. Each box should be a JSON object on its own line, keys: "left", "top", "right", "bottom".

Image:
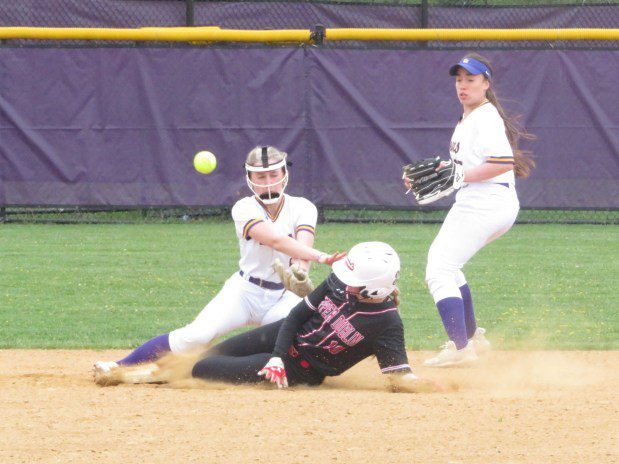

{"left": 412, "top": 54, "right": 534, "bottom": 367}
{"left": 94, "top": 146, "right": 344, "bottom": 379}
{"left": 186, "top": 242, "right": 438, "bottom": 392}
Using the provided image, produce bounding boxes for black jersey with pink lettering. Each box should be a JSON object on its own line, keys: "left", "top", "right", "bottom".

{"left": 272, "top": 277, "right": 412, "bottom": 377}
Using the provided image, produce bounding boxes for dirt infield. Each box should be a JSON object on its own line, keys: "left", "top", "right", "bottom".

{"left": 1, "top": 350, "right": 617, "bottom": 464}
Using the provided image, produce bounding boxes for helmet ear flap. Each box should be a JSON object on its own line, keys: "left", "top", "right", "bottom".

{"left": 326, "top": 272, "right": 347, "bottom": 301}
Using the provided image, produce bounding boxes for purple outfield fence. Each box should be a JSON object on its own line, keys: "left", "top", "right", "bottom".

{"left": 0, "top": 48, "right": 617, "bottom": 209}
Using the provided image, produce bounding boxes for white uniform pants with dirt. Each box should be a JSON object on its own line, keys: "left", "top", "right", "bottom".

{"left": 426, "top": 183, "right": 520, "bottom": 303}
{"left": 168, "top": 272, "right": 301, "bottom": 353}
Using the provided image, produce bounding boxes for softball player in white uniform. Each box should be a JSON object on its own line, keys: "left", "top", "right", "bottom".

{"left": 94, "top": 146, "right": 345, "bottom": 377}
{"left": 420, "top": 54, "right": 534, "bottom": 367}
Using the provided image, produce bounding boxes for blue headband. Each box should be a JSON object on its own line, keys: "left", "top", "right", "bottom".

{"left": 449, "top": 57, "right": 492, "bottom": 80}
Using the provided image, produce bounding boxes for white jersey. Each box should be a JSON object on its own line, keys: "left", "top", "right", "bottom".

{"left": 232, "top": 194, "right": 318, "bottom": 282}
{"left": 449, "top": 102, "right": 515, "bottom": 186}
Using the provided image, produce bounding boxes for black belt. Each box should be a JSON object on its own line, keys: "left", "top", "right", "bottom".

{"left": 463, "top": 183, "right": 512, "bottom": 189}
{"left": 239, "top": 270, "right": 284, "bottom": 290}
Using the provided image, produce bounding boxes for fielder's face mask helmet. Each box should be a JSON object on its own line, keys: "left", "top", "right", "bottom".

{"left": 331, "top": 241, "right": 401, "bottom": 300}
{"left": 245, "top": 146, "right": 289, "bottom": 205}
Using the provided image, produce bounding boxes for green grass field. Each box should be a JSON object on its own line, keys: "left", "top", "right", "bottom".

{"left": 1, "top": 221, "right": 616, "bottom": 350}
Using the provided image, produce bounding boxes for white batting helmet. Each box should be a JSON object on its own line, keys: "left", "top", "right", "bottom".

{"left": 332, "top": 242, "right": 401, "bottom": 299}
{"left": 245, "top": 146, "right": 289, "bottom": 205}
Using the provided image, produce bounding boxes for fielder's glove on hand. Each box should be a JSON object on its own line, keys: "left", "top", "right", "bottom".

{"left": 403, "top": 156, "right": 465, "bottom": 205}
{"left": 273, "top": 259, "right": 314, "bottom": 298}
{"left": 258, "top": 357, "right": 288, "bottom": 388}
{"left": 288, "top": 263, "right": 314, "bottom": 297}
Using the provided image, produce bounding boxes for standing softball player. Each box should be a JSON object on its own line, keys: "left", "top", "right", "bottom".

{"left": 94, "top": 146, "right": 344, "bottom": 380}
{"left": 403, "top": 53, "right": 534, "bottom": 367}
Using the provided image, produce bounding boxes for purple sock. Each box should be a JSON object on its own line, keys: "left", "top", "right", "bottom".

{"left": 459, "top": 284, "right": 477, "bottom": 339}
{"left": 117, "top": 333, "right": 171, "bottom": 366}
{"left": 436, "top": 297, "right": 468, "bottom": 349}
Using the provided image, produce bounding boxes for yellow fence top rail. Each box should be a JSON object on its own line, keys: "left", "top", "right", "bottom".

{"left": 0, "top": 26, "right": 618, "bottom": 42}
{"left": 327, "top": 28, "right": 619, "bottom": 41}
{"left": 0, "top": 26, "right": 311, "bottom": 43}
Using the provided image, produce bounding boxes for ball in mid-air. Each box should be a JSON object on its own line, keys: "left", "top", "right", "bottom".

{"left": 193, "top": 151, "right": 217, "bottom": 174}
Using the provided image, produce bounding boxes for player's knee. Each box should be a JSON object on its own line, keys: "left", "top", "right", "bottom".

{"left": 425, "top": 262, "right": 449, "bottom": 288}
{"left": 425, "top": 274, "right": 444, "bottom": 298}
{"left": 426, "top": 250, "right": 459, "bottom": 286}
{"left": 191, "top": 358, "right": 209, "bottom": 379}
{"left": 425, "top": 265, "right": 461, "bottom": 303}
{"left": 455, "top": 270, "right": 467, "bottom": 288}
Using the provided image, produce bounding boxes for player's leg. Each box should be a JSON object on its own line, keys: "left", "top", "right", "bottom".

{"left": 206, "top": 320, "right": 284, "bottom": 357}
{"left": 192, "top": 353, "right": 273, "bottom": 384}
{"left": 192, "top": 322, "right": 279, "bottom": 384}
{"left": 95, "top": 331, "right": 174, "bottom": 374}
{"left": 455, "top": 270, "right": 491, "bottom": 354}
{"left": 193, "top": 321, "right": 324, "bottom": 386}
{"left": 167, "top": 273, "right": 256, "bottom": 353}
{"left": 454, "top": 270, "right": 476, "bottom": 339}
{"left": 96, "top": 273, "right": 251, "bottom": 372}
{"left": 93, "top": 332, "right": 172, "bottom": 374}
{"left": 457, "top": 189, "right": 519, "bottom": 347}
{"left": 115, "top": 333, "right": 172, "bottom": 367}
{"left": 425, "top": 195, "right": 517, "bottom": 366}
{"left": 425, "top": 209, "right": 486, "bottom": 351}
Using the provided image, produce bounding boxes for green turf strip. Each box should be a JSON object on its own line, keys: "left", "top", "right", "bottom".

{"left": 0, "top": 222, "right": 616, "bottom": 349}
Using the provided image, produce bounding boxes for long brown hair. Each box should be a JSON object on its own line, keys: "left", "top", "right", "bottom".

{"left": 389, "top": 287, "right": 401, "bottom": 307}
{"left": 463, "top": 53, "right": 535, "bottom": 178}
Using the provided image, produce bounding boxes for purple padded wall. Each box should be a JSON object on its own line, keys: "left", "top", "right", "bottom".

{"left": 0, "top": 48, "right": 617, "bottom": 208}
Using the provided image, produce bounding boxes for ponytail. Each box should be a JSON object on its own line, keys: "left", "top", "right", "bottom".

{"left": 389, "top": 287, "right": 401, "bottom": 307}
{"left": 486, "top": 88, "right": 536, "bottom": 178}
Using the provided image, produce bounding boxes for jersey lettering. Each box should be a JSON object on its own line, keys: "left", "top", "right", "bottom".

{"left": 449, "top": 140, "right": 460, "bottom": 154}
{"left": 317, "top": 297, "right": 340, "bottom": 323}
{"left": 323, "top": 340, "right": 345, "bottom": 355}
{"left": 331, "top": 315, "right": 365, "bottom": 347}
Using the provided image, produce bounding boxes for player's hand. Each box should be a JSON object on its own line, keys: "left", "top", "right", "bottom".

{"left": 318, "top": 251, "right": 347, "bottom": 265}
{"left": 258, "top": 357, "right": 288, "bottom": 388}
{"left": 403, "top": 175, "right": 412, "bottom": 192}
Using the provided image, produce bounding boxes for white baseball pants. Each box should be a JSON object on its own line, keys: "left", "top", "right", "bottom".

{"left": 426, "top": 183, "right": 520, "bottom": 303}
{"left": 169, "top": 272, "right": 301, "bottom": 352}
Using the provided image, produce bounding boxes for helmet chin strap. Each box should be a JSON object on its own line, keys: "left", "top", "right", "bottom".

{"left": 257, "top": 192, "right": 281, "bottom": 205}
{"left": 246, "top": 170, "right": 288, "bottom": 205}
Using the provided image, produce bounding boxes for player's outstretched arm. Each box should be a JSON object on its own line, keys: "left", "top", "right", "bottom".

{"left": 249, "top": 222, "right": 345, "bottom": 265}
{"left": 291, "top": 227, "right": 316, "bottom": 272}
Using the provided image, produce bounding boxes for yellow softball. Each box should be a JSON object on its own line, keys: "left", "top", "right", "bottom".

{"left": 193, "top": 151, "right": 217, "bottom": 174}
